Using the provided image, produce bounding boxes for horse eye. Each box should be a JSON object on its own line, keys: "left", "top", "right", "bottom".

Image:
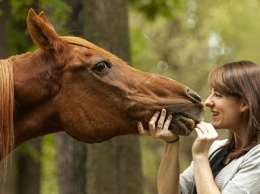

{"left": 93, "top": 61, "right": 111, "bottom": 72}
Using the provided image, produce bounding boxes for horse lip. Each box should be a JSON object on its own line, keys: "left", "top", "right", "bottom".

{"left": 171, "top": 112, "right": 201, "bottom": 123}
{"left": 169, "top": 112, "right": 203, "bottom": 136}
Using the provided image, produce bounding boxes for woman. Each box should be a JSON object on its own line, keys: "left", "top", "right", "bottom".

{"left": 138, "top": 61, "right": 260, "bottom": 194}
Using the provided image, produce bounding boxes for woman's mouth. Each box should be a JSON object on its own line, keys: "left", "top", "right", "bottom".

{"left": 211, "top": 111, "right": 219, "bottom": 117}
{"left": 212, "top": 111, "right": 218, "bottom": 115}
{"left": 211, "top": 111, "right": 220, "bottom": 122}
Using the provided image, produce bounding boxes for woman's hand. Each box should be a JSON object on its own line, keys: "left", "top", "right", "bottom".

{"left": 192, "top": 122, "right": 220, "bottom": 194}
{"left": 192, "top": 122, "right": 218, "bottom": 157}
{"left": 137, "top": 109, "right": 179, "bottom": 143}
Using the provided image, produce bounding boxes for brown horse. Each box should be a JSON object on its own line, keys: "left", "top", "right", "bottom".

{"left": 0, "top": 9, "right": 204, "bottom": 160}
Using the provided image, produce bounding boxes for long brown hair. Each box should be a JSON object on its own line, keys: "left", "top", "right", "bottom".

{"left": 208, "top": 61, "right": 260, "bottom": 159}
{"left": 0, "top": 60, "right": 14, "bottom": 163}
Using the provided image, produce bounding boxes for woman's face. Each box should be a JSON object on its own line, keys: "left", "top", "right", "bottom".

{"left": 204, "top": 88, "right": 247, "bottom": 130}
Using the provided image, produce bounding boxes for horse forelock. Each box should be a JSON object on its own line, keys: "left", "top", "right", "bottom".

{"left": 0, "top": 60, "right": 14, "bottom": 162}
{"left": 61, "top": 36, "right": 124, "bottom": 62}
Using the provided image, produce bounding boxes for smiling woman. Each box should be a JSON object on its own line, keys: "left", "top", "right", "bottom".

{"left": 139, "top": 60, "right": 260, "bottom": 194}
{"left": 206, "top": 61, "right": 260, "bottom": 159}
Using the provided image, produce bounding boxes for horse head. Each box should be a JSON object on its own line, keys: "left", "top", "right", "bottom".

{"left": 3, "top": 9, "right": 204, "bottom": 155}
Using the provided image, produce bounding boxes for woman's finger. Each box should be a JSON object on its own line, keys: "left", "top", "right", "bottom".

{"left": 149, "top": 111, "right": 160, "bottom": 136}
{"left": 149, "top": 111, "right": 160, "bottom": 127}
{"left": 157, "top": 109, "right": 167, "bottom": 130}
{"left": 196, "top": 122, "right": 218, "bottom": 139}
{"left": 204, "top": 122, "right": 218, "bottom": 138}
{"left": 196, "top": 123, "right": 208, "bottom": 134}
{"left": 162, "top": 115, "right": 172, "bottom": 131}
{"left": 137, "top": 122, "right": 148, "bottom": 135}
{"left": 194, "top": 127, "right": 203, "bottom": 138}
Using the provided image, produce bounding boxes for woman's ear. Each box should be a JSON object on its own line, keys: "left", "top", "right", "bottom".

{"left": 240, "top": 100, "right": 249, "bottom": 112}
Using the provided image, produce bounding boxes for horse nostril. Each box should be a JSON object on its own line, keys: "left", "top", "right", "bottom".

{"left": 187, "top": 88, "right": 201, "bottom": 102}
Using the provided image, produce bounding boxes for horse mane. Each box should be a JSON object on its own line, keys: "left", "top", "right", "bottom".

{"left": 0, "top": 59, "right": 14, "bottom": 161}
{"left": 61, "top": 36, "right": 124, "bottom": 62}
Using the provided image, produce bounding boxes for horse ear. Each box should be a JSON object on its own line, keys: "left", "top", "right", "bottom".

{"left": 38, "top": 11, "right": 56, "bottom": 32}
{"left": 27, "top": 8, "right": 64, "bottom": 51}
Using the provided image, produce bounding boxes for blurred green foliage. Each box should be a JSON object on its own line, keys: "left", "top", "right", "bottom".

{"left": 7, "top": 0, "right": 71, "bottom": 54}
{"left": 41, "top": 135, "right": 57, "bottom": 194}
{"left": 129, "top": 0, "right": 185, "bottom": 20}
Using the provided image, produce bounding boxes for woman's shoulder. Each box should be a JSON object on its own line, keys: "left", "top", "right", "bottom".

{"left": 243, "top": 143, "right": 260, "bottom": 162}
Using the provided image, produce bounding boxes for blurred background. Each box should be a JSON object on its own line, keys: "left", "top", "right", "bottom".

{"left": 0, "top": 0, "right": 260, "bottom": 193}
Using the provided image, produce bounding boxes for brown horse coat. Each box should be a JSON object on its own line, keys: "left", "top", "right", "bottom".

{"left": 0, "top": 9, "right": 204, "bottom": 160}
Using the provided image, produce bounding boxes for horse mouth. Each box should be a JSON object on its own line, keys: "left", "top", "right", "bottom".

{"left": 169, "top": 114, "right": 200, "bottom": 136}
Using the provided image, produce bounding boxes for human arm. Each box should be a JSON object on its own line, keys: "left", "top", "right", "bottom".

{"left": 192, "top": 122, "right": 219, "bottom": 194}
{"left": 137, "top": 109, "right": 181, "bottom": 194}
{"left": 157, "top": 141, "right": 180, "bottom": 194}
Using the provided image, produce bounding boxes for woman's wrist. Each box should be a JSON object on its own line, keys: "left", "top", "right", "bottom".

{"left": 166, "top": 136, "right": 179, "bottom": 144}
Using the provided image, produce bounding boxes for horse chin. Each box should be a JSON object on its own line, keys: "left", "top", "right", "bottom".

{"left": 170, "top": 115, "right": 196, "bottom": 136}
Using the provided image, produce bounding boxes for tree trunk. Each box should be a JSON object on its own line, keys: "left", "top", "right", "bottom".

{"left": 55, "top": 133, "right": 87, "bottom": 194}
{"left": 0, "top": 0, "right": 11, "bottom": 58}
{"left": 83, "top": 1, "right": 143, "bottom": 193}
{"left": 16, "top": 139, "right": 42, "bottom": 194}
{"left": 55, "top": 1, "right": 87, "bottom": 194}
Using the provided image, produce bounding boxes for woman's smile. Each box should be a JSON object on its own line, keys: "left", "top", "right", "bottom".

{"left": 211, "top": 110, "right": 219, "bottom": 120}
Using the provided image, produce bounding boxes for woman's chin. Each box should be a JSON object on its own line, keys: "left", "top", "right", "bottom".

{"left": 211, "top": 121, "right": 221, "bottom": 129}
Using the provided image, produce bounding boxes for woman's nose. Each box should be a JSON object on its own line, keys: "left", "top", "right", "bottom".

{"left": 204, "top": 96, "right": 213, "bottom": 107}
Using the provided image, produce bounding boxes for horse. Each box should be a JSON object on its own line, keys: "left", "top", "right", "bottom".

{"left": 0, "top": 9, "right": 204, "bottom": 160}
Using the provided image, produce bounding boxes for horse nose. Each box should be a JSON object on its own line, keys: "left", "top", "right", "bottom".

{"left": 187, "top": 88, "right": 201, "bottom": 102}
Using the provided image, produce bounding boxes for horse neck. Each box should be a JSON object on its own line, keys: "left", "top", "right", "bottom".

{"left": 7, "top": 53, "right": 63, "bottom": 149}
{"left": 14, "top": 103, "right": 63, "bottom": 147}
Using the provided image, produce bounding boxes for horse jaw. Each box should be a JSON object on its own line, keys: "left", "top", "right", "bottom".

{"left": 54, "top": 68, "right": 204, "bottom": 143}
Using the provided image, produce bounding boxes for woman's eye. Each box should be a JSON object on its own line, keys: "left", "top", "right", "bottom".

{"left": 214, "top": 92, "right": 222, "bottom": 98}
{"left": 93, "top": 61, "right": 111, "bottom": 72}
